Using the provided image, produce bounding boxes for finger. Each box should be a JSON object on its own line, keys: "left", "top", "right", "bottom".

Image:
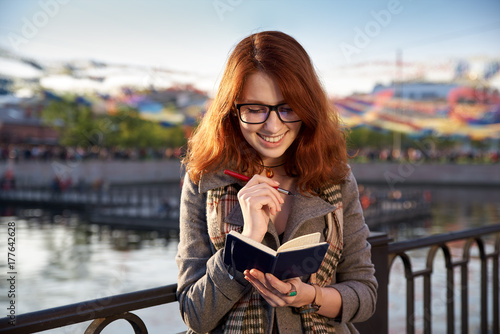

{"left": 240, "top": 187, "right": 282, "bottom": 208}
{"left": 265, "top": 273, "right": 297, "bottom": 296}
{"left": 246, "top": 174, "right": 281, "bottom": 189}
{"left": 244, "top": 271, "right": 286, "bottom": 307}
{"left": 246, "top": 279, "right": 280, "bottom": 307}
{"left": 247, "top": 269, "right": 287, "bottom": 298}
{"left": 239, "top": 193, "right": 281, "bottom": 217}
{"left": 247, "top": 269, "right": 269, "bottom": 288}
{"left": 241, "top": 180, "right": 283, "bottom": 202}
{"left": 239, "top": 187, "right": 283, "bottom": 215}
{"left": 249, "top": 270, "right": 297, "bottom": 300}
{"left": 244, "top": 272, "right": 295, "bottom": 308}
{"left": 245, "top": 175, "right": 284, "bottom": 204}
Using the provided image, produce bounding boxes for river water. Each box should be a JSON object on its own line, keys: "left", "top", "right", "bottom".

{"left": 1, "top": 185, "right": 499, "bottom": 334}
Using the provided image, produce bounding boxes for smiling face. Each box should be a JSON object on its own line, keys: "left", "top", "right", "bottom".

{"left": 238, "top": 72, "right": 302, "bottom": 166}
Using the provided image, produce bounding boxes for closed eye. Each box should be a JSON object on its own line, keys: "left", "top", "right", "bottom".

{"left": 243, "top": 106, "right": 268, "bottom": 113}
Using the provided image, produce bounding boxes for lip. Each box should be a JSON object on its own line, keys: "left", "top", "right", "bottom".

{"left": 257, "top": 132, "right": 287, "bottom": 146}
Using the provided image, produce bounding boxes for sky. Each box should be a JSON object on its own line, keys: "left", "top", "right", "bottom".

{"left": 0, "top": 0, "right": 499, "bottom": 96}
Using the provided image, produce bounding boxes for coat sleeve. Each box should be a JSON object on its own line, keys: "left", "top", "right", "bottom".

{"left": 175, "top": 173, "right": 250, "bottom": 333}
{"left": 328, "top": 170, "right": 378, "bottom": 325}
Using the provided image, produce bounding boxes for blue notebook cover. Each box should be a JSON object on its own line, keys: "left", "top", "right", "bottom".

{"left": 223, "top": 231, "right": 329, "bottom": 280}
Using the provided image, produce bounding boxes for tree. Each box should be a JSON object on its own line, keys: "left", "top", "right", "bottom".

{"left": 41, "top": 96, "right": 188, "bottom": 150}
{"left": 41, "top": 97, "right": 98, "bottom": 147}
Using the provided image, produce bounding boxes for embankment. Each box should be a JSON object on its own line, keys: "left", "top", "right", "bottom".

{"left": 1, "top": 160, "right": 499, "bottom": 188}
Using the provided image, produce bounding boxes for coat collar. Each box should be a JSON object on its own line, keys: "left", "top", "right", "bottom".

{"left": 198, "top": 168, "right": 241, "bottom": 194}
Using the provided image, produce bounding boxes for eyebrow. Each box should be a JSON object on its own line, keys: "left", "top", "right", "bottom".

{"left": 238, "top": 100, "right": 287, "bottom": 105}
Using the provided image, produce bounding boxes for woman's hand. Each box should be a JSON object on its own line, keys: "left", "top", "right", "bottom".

{"left": 243, "top": 269, "right": 315, "bottom": 308}
{"left": 238, "top": 174, "right": 284, "bottom": 242}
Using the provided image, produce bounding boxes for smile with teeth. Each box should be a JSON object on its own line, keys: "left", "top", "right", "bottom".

{"left": 259, "top": 132, "right": 286, "bottom": 143}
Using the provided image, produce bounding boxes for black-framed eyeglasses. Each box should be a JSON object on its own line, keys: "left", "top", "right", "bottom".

{"left": 236, "top": 103, "right": 302, "bottom": 124}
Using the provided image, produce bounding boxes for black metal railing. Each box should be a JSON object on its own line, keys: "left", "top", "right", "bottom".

{"left": 0, "top": 285, "right": 178, "bottom": 334}
{"left": 357, "top": 223, "right": 500, "bottom": 334}
{"left": 1, "top": 225, "right": 499, "bottom": 334}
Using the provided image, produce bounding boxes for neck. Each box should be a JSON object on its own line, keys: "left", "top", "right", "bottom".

{"left": 260, "top": 161, "right": 286, "bottom": 178}
{"left": 261, "top": 161, "right": 285, "bottom": 168}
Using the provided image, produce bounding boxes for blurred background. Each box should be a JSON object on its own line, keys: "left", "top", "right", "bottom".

{"left": 0, "top": 0, "right": 499, "bottom": 333}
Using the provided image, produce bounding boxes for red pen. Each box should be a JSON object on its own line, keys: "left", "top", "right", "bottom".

{"left": 224, "top": 169, "right": 294, "bottom": 196}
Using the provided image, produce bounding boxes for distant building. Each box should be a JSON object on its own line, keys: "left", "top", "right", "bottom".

{"left": 0, "top": 99, "right": 58, "bottom": 145}
{"left": 372, "top": 82, "right": 460, "bottom": 101}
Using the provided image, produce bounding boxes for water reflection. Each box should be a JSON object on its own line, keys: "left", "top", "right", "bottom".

{"left": 372, "top": 186, "right": 500, "bottom": 241}
{"left": 0, "top": 211, "right": 185, "bottom": 334}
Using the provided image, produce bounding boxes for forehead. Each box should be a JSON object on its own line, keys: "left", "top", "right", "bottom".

{"left": 240, "top": 72, "right": 284, "bottom": 104}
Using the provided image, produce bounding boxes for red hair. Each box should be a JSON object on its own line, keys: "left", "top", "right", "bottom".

{"left": 183, "top": 31, "right": 349, "bottom": 194}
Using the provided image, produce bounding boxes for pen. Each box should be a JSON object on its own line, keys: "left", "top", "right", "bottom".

{"left": 224, "top": 169, "right": 294, "bottom": 196}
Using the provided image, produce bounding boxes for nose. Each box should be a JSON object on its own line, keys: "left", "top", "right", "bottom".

{"left": 263, "top": 109, "right": 283, "bottom": 132}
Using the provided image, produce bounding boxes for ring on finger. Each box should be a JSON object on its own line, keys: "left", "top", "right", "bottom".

{"left": 285, "top": 282, "right": 297, "bottom": 297}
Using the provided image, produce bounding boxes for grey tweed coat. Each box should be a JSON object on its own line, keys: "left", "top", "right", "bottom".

{"left": 176, "top": 168, "right": 377, "bottom": 333}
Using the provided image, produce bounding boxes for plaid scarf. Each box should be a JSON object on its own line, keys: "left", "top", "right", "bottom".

{"left": 207, "top": 183, "right": 343, "bottom": 334}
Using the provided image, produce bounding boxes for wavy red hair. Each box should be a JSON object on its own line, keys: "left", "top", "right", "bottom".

{"left": 183, "top": 31, "right": 349, "bottom": 194}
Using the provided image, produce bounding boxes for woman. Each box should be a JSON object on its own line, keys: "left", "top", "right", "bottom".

{"left": 176, "top": 31, "right": 377, "bottom": 333}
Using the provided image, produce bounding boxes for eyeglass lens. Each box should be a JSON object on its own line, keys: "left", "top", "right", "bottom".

{"left": 239, "top": 104, "right": 300, "bottom": 123}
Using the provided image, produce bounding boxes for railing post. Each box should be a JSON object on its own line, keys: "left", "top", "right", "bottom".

{"left": 357, "top": 231, "right": 392, "bottom": 334}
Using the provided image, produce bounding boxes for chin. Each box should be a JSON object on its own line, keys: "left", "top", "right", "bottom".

{"left": 257, "top": 149, "right": 287, "bottom": 160}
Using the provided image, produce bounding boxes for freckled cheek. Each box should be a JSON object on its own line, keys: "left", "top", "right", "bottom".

{"left": 239, "top": 123, "right": 261, "bottom": 143}
{"left": 243, "top": 121, "right": 262, "bottom": 131}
